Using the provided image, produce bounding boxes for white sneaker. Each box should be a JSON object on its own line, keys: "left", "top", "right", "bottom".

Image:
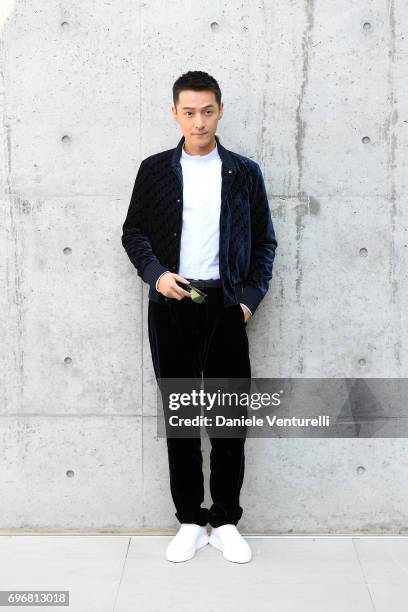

{"left": 209, "top": 524, "right": 252, "bottom": 563}
{"left": 166, "top": 523, "right": 209, "bottom": 562}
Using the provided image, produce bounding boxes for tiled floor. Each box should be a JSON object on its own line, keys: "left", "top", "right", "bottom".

{"left": 0, "top": 534, "right": 407, "bottom": 611}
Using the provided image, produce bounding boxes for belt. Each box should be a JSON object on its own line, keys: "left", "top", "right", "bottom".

{"left": 185, "top": 277, "right": 222, "bottom": 288}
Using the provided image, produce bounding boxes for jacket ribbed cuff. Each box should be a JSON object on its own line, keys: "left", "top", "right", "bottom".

{"left": 142, "top": 260, "right": 171, "bottom": 290}
{"left": 240, "top": 285, "right": 264, "bottom": 315}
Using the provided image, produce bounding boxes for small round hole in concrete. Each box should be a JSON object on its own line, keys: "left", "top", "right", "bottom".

{"left": 63, "top": 247, "right": 72, "bottom": 255}
{"left": 358, "top": 358, "right": 366, "bottom": 367}
{"left": 64, "top": 357, "right": 72, "bottom": 365}
{"left": 210, "top": 22, "right": 219, "bottom": 32}
{"left": 66, "top": 470, "right": 75, "bottom": 478}
{"left": 356, "top": 465, "right": 366, "bottom": 475}
{"left": 61, "top": 135, "right": 71, "bottom": 144}
{"left": 362, "top": 136, "right": 370, "bottom": 144}
{"left": 363, "top": 22, "right": 371, "bottom": 31}
{"left": 359, "top": 247, "right": 368, "bottom": 257}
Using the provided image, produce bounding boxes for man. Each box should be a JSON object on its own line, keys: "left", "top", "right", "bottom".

{"left": 121, "top": 71, "right": 277, "bottom": 563}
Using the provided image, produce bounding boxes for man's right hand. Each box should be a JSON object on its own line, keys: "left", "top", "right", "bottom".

{"left": 157, "top": 272, "right": 192, "bottom": 300}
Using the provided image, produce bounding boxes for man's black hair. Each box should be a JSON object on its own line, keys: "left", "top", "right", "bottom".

{"left": 173, "top": 71, "right": 222, "bottom": 107}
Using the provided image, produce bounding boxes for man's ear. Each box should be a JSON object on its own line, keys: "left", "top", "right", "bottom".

{"left": 171, "top": 105, "right": 178, "bottom": 122}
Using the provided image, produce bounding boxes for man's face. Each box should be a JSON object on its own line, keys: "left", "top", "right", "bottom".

{"left": 171, "top": 89, "right": 223, "bottom": 151}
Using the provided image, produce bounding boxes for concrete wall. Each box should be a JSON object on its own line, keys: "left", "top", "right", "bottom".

{"left": 1, "top": 0, "right": 407, "bottom": 532}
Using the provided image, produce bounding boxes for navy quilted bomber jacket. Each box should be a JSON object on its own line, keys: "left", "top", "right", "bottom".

{"left": 121, "top": 134, "right": 278, "bottom": 315}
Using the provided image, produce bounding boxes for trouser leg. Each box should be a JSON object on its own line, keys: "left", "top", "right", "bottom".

{"left": 202, "top": 300, "right": 251, "bottom": 528}
{"left": 147, "top": 298, "right": 209, "bottom": 526}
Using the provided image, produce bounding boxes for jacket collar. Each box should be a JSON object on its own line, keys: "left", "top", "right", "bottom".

{"left": 171, "top": 134, "right": 236, "bottom": 171}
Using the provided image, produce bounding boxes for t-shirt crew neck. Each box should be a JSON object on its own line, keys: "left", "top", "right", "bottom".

{"left": 181, "top": 141, "right": 219, "bottom": 161}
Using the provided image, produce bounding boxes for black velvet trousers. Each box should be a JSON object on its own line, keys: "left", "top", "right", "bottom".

{"left": 147, "top": 287, "right": 251, "bottom": 528}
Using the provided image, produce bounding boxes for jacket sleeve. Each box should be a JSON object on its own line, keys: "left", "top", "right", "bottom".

{"left": 121, "top": 159, "right": 170, "bottom": 289}
{"left": 240, "top": 162, "right": 278, "bottom": 315}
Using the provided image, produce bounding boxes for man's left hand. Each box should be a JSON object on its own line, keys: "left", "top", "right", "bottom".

{"left": 240, "top": 304, "right": 252, "bottom": 323}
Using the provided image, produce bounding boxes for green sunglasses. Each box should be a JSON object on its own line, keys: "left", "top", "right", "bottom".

{"left": 176, "top": 281, "right": 207, "bottom": 303}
